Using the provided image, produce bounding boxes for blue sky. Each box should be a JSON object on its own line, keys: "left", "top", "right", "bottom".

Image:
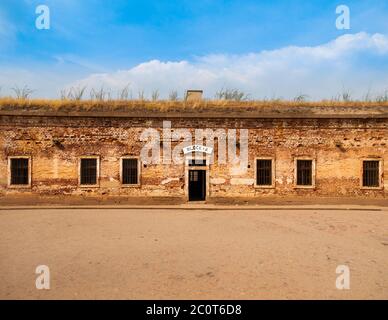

{"left": 1, "top": 0, "right": 388, "bottom": 99}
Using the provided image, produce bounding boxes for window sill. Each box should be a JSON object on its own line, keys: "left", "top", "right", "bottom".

{"left": 121, "top": 184, "right": 141, "bottom": 188}
{"left": 7, "top": 184, "right": 32, "bottom": 189}
{"left": 79, "top": 184, "right": 100, "bottom": 188}
{"left": 294, "top": 185, "right": 315, "bottom": 189}
{"left": 360, "top": 186, "right": 383, "bottom": 190}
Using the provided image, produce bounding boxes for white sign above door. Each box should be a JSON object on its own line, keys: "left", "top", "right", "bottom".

{"left": 183, "top": 145, "right": 213, "bottom": 155}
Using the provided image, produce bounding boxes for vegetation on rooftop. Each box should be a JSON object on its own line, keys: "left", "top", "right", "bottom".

{"left": 0, "top": 85, "right": 387, "bottom": 114}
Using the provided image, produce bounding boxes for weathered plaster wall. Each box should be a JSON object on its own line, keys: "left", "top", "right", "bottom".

{"left": 0, "top": 115, "right": 387, "bottom": 199}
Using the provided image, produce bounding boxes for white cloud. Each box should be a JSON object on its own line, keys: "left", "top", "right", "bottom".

{"left": 3, "top": 32, "right": 387, "bottom": 100}
{"left": 0, "top": 67, "right": 85, "bottom": 99}
{"left": 31, "top": 32, "right": 388, "bottom": 99}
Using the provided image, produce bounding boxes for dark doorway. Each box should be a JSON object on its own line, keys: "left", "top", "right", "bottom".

{"left": 188, "top": 170, "right": 206, "bottom": 201}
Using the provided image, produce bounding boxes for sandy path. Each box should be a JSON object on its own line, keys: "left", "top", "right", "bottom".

{"left": 0, "top": 208, "right": 387, "bottom": 299}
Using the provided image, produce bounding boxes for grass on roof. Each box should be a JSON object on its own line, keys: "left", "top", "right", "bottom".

{"left": 0, "top": 97, "right": 387, "bottom": 114}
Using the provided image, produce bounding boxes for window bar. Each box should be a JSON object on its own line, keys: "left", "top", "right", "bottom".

{"left": 80, "top": 158, "right": 97, "bottom": 185}
{"left": 11, "top": 158, "right": 29, "bottom": 185}
{"left": 122, "top": 159, "right": 138, "bottom": 184}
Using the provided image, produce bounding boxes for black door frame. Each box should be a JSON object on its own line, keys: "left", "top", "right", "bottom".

{"left": 188, "top": 169, "right": 206, "bottom": 201}
{"left": 185, "top": 155, "right": 209, "bottom": 202}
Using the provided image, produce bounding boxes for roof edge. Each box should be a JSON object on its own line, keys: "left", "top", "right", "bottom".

{"left": 1, "top": 110, "right": 388, "bottom": 119}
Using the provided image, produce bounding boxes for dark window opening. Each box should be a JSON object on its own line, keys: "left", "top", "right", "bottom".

{"left": 297, "top": 160, "right": 313, "bottom": 186}
{"left": 10, "top": 158, "right": 29, "bottom": 185}
{"left": 363, "top": 160, "right": 380, "bottom": 187}
{"left": 256, "top": 159, "right": 272, "bottom": 186}
{"left": 188, "top": 159, "right": 207, "bottom": 166}
{"left": 122, "top": 158, "right": 138, "bottom": 184}
{"left": 80, "top": 158, "right": 97, "bottom": 185}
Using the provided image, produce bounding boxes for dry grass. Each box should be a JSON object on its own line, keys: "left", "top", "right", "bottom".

{"left": 0, "top": 97, "right": 387, "bottom": 115}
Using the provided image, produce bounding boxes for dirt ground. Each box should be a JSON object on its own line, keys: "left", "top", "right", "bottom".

{"left": 0, "top": 208, "right": 387, "bottom": 299}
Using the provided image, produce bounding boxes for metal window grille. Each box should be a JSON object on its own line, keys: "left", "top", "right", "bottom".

{"left": 297, "top": 160, "right": 312, "bottom": 186}
{"left": 363, "top": 160, "right": 379, "bottom": 187}
{"left": 122, "top": 158, "right": 138, "bottom": 184}
{"left": 189, "top": 170, "right": 198, "bottom": 181}
{"left": 10, "top": 158, "right": 29, "bottom": 185}
{"left": 256, "top": 159, "right": 272, "bottom": 185}
{"left": 80, "top": 158, "right": 97, "bottom": 185}
{"left": 188, "top": 159, "right": 207, "bottom": 166}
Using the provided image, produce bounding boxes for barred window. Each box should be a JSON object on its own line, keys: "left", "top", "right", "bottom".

{"left": 122, "top": 158, "right": 138, "bottom": 184}
{"left": 10, "top": 158, "right": 29, "bottom": 185}
{"left": 188, "top": 159, "right": 206, "bottom": 166}
{"left": 362, "top": 160, "right": 380, "bottom": 187}
{"left": 296, "top": 160, "right": 312, "bottom": 186}
{"left": 80, "top": 158, "right": 97, "bottom": 185}
{"left": 256, "top": 159, "right": 272, "bottom": 186}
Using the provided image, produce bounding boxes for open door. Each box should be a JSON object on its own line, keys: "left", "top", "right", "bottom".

{"left": 188, "top": 169, "right": 206, "bottom": 201}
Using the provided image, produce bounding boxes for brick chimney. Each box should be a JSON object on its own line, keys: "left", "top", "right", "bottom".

{"left": 185, "top": 90, "right": 203, "bottom": 102}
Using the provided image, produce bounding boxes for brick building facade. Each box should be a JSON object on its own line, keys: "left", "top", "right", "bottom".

{"left": 0, "top": 103, "right": 387, "bottom": 202}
